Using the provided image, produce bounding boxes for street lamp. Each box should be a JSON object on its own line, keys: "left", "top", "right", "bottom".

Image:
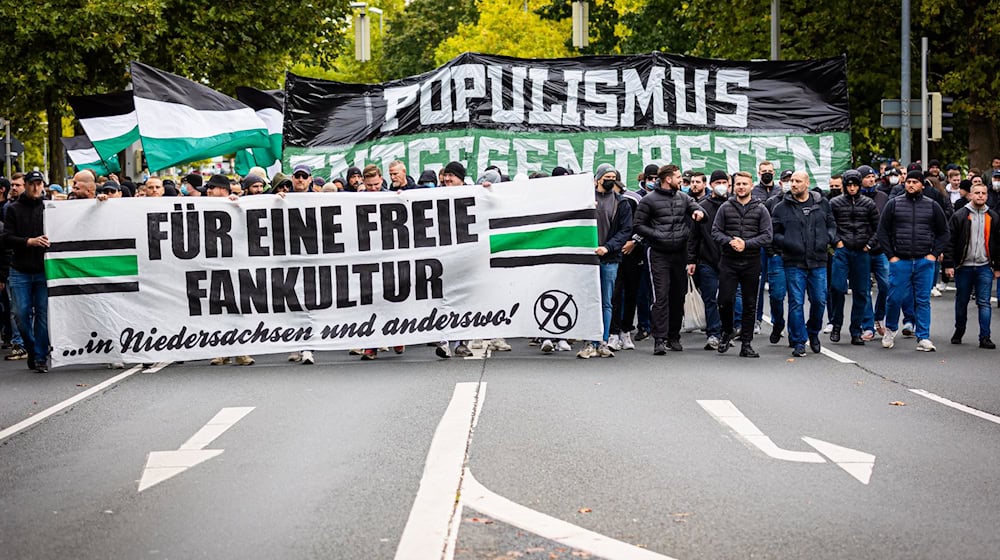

{"left": 351, "top": 2, "right": 383, "bottom": 63}
{"left": 572, "top": 1, "right": 589, "bottom": 49}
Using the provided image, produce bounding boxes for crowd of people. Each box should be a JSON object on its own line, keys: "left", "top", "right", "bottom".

{"left": 1, "top": 155, "right": 998, "bottom": 371}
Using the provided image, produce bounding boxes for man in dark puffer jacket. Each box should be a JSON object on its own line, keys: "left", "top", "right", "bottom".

{"left": 687, "top": 169, "right": 730, "bottom": 350}
{"left": 633, "top": 164, "right": 705, "bottom": 355}
{"left": 772, "top": 171, "right": 837, "bottom": 357}
{"left": 829, "top": 169, "right": 880, "bottom": 345}
{"left": 876, "top": 170, "right": 950, "bottom": 351}
{"left": 711, "top": 171, "right": 772, "bottom": 357}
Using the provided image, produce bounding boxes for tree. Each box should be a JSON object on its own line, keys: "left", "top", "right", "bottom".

{"left": 434, "top": 0, "right": 573, "bottom": 64}
{"left": 382, "top": 0, "right": 479, "bottom": 80}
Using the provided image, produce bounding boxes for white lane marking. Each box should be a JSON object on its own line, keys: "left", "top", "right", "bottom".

{"left": 461, "top": 470, "right": 676, "bottom": 560}
{"left": 138, "top": 406, "right": 254, "bottom": 492}
{"left": 143, "top": 361, "right": 172, "bottom": 373}
{"left": 0, "top": 365, "right": 144, "bottom": 443}
{"left": 761, "top": 315, "right": 856, "bottom": 364}
{"left": 909, "top": 389, "right": 1000, "bottom": 426}
{"left": 698, "top": 400, "right": 825, "bottom": 463}
{"left": 395, "top": 382, "right": 484, "bottom": 560}
{"left": 801, "top": 436, "right": 876, "bottom": 484}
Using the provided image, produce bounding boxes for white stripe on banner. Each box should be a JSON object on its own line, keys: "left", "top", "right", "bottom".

{"left": 67, "top": 147, "right": 101, "bottom": 167}
{"left": 257, "top": 107, "right": 283, "bottom": 135}
{"left": 80, "top": 112, "right": 138, "bottom": 141}
{"left": 134, "top": 97, "right": 267, "bottom": 140}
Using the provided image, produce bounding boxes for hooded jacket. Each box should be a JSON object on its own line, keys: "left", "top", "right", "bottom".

{"left": 771, "top": 190, "right": 837, "bottom": 269}
{"left": 596, "top": 190, "right": 633, "bottom": 264}
{"left": 633, "top": 187, "right": 704, "bottom": 254}
{"left": 941, "top": 204, "right": 1000, "bottom": 271}
{"left": 1, "top": 193, "right": 46, "bottom": 274}
{"left": 687, "top": 194, "right": 728, "bottom": 267}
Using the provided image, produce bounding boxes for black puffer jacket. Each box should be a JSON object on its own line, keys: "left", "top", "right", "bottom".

{"left": 829, "top": 192, "right": 880, "bottom": 251}
{"left": 687, "top": 194, "right": 727, "bottom": 267}
{"left": 633, "top": 187, "right": 704, "bottom": 254}
{"left": 1, "top": 193, "right": 46, "bottom": 274}
{"left": 711, "top": 197, "right": 773, "bottom": 260}
{"left": 771, "top": 191, "right": 836, "bottom": 269}
{"left": 876, "top": 191, "right": 950, "bottom": 260}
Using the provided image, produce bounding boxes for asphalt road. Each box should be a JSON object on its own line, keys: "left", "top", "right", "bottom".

{"left": 1, "top": 291, "right": 999, "bottom": 560}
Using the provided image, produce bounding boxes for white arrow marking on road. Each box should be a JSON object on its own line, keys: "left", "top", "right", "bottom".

{"left": 137, "top": 406, "right": 254, "bottom": 492}
{"left": 802, "top": 436, "right": 876, "bottom": 485}
{"left": 698, "top": 400, "right": 824, "bottom": 463}
{"left": 699, "top": 400, "right": 876, "bottom": 484}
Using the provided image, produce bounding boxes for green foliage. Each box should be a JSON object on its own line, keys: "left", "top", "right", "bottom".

{"left": 382, "top": 0, "right": 479, "bottom": 80}
{"left": 434, "top": 0, "right": 573, "bottom": 65}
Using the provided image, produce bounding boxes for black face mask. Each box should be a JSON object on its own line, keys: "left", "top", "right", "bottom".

{"left": 601, "top": 179, "right": 616, "bottom": 190}
{"left": 760, "top": 172, "right": 774, "bottom": 185}
{"left": 829, "top": 188, "right": 843, "bottom": 197}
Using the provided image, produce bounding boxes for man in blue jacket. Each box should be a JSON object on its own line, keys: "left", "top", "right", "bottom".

{"left": 771, "top": 171, "right": 837, "bottom": 357}
{"left": 877, "top": 170, "right": 950, "bottom": 351}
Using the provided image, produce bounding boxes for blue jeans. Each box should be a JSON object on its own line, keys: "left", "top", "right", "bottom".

{"left": 830, "top": 248, "right": 872, "bottom": 336}
{"left": 885, "top": 258, "right": 935, "bottom": 340}
{"left": 953, "top": 264, "right": 994, "bottom": 340}
{"left": 694, "top": 264, "right": 722, "bottom": 338}
{"left": 865, "top": 253, "right": 889, "bottom": 328}
{"left": 785, "top": 266, "right": 827, "bottom": 346}
{"left": 8, "top": 270, "right": 48, "bottom": 362}
{"left": 599, "top": 262, "right": 619, "bottom": 344}
{"left": 766, "top": 254, "right": 786, "bottom": 327}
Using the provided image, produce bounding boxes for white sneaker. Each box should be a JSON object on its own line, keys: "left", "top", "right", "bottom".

{"left": 823, "top": 323, "right": 834, "bottom": 334}
{"left": 901, "top": 322, "right": 915, "bottom": 337}
{"left": 608, "top": 334, "right": 623, "bottom": 351}
{"left": 882, "top": 329, "right": 896, "bottom": 349}
{"left": 469, "top": 339, "right": 485, "bottom": 349}
{"left": 861, "top": 330, "right": 875, "bottom": 341}
{"left": 930, "top": 287, "right": 942, "bottom": 297}
{"left": 541, "top": 339, "right": 555, "bottom": 353}
{"left": 705, "top": 335, "right": 720, "bottom": 350}
{"left": 556, "top": 340, "right": 572, "bottom": 352}
{"left": 488, "top": 337, "right": 511, "bottom": 351}
{"left": 288, "top": 351, "right": 302, "bottom": 362}
{"left": 301, "top": 350, "right": 315, "bottom": 364}
{"left": 621, "top": 332, "right": 635, "bottom": 350}
{"left": 916, "top": 339, "right": 936, "bottom": 352}
{"left": 597, "top": 343, "right": 615, "bottom": 358}
{"left": 935, "top": 282, "right": 946, "bottom": 291}
{"left": 576, "top": 345, "right": 598, "bottom": 359}
{"left": 754, "top": 320, "right": 762, "bottom": 334}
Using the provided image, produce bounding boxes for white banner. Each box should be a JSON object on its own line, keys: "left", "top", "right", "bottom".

{"left": 46, "top": 175, "right": 603, "bottom": 367}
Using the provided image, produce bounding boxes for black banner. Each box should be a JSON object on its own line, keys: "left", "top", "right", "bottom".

{"left": 284, "top": 52, "right": 849, "bottom": 148}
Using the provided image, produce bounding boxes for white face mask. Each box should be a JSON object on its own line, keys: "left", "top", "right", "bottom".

{"left": 889, "top": 176, "right": 900, "bottom": 185}
{"left": 713, "top": 184, "right": 729, "bottom": 197}
{"left": 993, "top": 181, "right": 1000, "bottom": 190}
{"left": 781, "top": 181, "right": 792, "bottom": 193}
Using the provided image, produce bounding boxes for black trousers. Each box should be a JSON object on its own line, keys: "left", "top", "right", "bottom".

{"left": 718, "top": 256, "right": 761, "bottom": 342}
{"left": 610, "top": 249, "right": 643, "bottom": 334}
{"left": 647, "top": 248, "right": 687, "bottom": 340}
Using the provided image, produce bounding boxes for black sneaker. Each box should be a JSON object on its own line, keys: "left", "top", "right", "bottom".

{"left": 829, "top": 329, "right": 841, "bottom": 343}
{"left": 634, "top": 328, "right": 651, "bottom": 342}
{"left": 5, "top": 344, "right": 27, "bottom": 360}
{"left": 850, "top": 335, "right": 865, "bottom": 346}
{"left": 951, "top": 330, "right": 964, "bottom": 345}
{"left": 666, "top": 338, "right": 683, "bottom": 352}
{"left": 739, "top": 343, "right": 760, "bottom": 358}
{"left": 769, "top": 325, "right": 783, "bottom": 344}
{"left": 34, "top": 364, "right": 48, "bottom": 373}
{"left": 981, "top": 338, "right": 996, "bottom": 349}
{"left": 653, "top": 339, "right": 667, "bottom": 355}
{"left": 809, "top": 333, "right": 822, "bottom": 354}
{"left": 718, "top": 332, "right": 733, "bottom": 354}
{"left": 792, "top": 345, "right": 807, "bottom": 357}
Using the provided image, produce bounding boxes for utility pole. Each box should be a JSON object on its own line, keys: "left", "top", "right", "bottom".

{"left": 900, "top": 0, "right": 912, "bottom": 165}
{"left": 920, "top": 37, "right": 928, "bottom": 167}
{"left": 771, "top": 0, "right": 780, "bottom": 60}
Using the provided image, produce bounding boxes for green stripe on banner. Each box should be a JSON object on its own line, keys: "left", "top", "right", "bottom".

{"left": 142, "top": 128, "right": 269, "bottom": 172}
{"left": 489, "top": 226, "right": 597, "bottom": 254}
{"left": 45, "top": 255, "right": 139, "bottom": 280}
{"left": 91, "top": 126, "right": 140, "bottom": 159}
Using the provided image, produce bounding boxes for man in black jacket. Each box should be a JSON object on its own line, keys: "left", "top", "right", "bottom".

{"left": 687, "top": 170, "right": 730, "bottom": 350}
{"left": 829, "top": 170, "right": 880, "bottom": 345}
{"left": 876, "top": 170, "right": 950, "bottom": 351}
{"left": 1, "top": 171, "right": 49, "bottom": 372}
{"left": 712, "top": 171, "right": 773, "bottom": 357}
{"left": 633, "top": 164, "right": 705, "bottom": 355}
{"left": 772, "top": 171, "right": 837, "bottom": 357}
{"left": 942, "top": 183, "right": 1000, "bottom": 348}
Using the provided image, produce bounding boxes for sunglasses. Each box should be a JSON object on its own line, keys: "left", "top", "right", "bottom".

{"left": 293, "top": 172, "right": 310, "bottom": 179}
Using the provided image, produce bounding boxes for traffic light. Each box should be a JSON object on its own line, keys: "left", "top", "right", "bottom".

{"left": 929, "top": 92, "right": 954, "bottom": 142}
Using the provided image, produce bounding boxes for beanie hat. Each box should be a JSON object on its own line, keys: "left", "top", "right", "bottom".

{"left": 958, "top": 179, "right": 972, "bottom": 192}
{"left": 417, "top": 170, "right": 438, "bottom": 186}
{"left": 595, "top": 163, "right": 617, "bottom": 180}
{"left": 346, "top": 166, "right": 362, "bottom": 179}
{"left": 709, "top": 170, "right": 728, "bottom": 184}
{"left": 183, "top": 173, "right": 203, "bottom": 188}
{"left": 242, "top": 174, "right": 266, "bottom": 190}
{"left": 842, "top": 169, "right": 862, "bottom": 186}
{"left": 476, "top": 169, "right": 502, "bottom": 185}
{"left": 443, "top": 161, "right": 466, "bottom": 182}
{"left": 857, "top": 165, "right": 876, "bottom": 177}
{"left": 905, "top": 170, "right": 924, "bottom": 182}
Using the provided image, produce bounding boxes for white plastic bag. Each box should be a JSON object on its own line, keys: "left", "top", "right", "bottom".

{"left": 681, "top": 275, "right": 706, "bottom": 333}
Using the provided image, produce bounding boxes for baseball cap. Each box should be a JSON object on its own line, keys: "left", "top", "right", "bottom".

{"left": 25, "top": 170, "right": 45, "bottom": 183}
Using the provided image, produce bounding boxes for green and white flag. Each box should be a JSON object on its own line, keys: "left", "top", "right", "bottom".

{"left": 60, "top": 135, "right": 120, "bottom": 175}
{"left": 68, "top": 91, "right": 139, "bottom": 164}
{"left": 130, "top": 62, "right": 270, "bottom": 172}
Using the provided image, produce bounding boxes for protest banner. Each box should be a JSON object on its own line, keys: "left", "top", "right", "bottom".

{"left": 46, "top": 175, "right": 603, "bottom": 367}
{"left": 283, "top": 52, "right": 851, "bottom": 188}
